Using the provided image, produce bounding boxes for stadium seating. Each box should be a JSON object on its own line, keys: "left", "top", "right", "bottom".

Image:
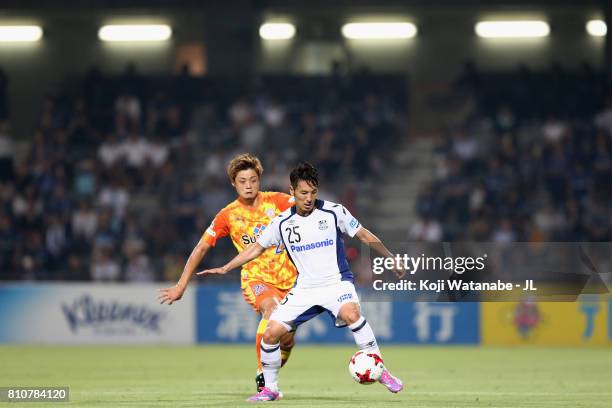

{"left": 416, "top": 63, "right": 612, "bottom": 242}
{"left": 0, "top": 67, "right": 408, "bottom": 282}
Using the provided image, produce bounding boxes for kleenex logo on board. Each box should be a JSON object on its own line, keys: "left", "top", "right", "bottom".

{"left": 61, "top": 295, "right": 165, "bottom": 334}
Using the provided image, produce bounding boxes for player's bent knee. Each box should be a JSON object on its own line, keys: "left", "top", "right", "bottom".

{"left": 344, "top": 312, "right": 361, "bottom": 325}
{"left": 262, "top": 321, "right": 287, "bottom": 344}
{"left": 339, "top": 303, "right": 361, "bottom": 325}
{"left": 262, "top": 332, "right": 277, "bottom": 345}
{"left": 280, "top": 332, "right": 295, "bottom": 350}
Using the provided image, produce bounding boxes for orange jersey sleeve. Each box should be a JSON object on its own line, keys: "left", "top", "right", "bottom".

{"left": 269, "top": 192, "right": 294, "bottom": 212}
{"left": 202, "top": 208, "right": 230, "bottom": 246}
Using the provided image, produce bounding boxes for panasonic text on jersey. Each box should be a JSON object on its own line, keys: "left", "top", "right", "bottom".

{"left": 290, "top": 238, "right": 334, "bottom": 252}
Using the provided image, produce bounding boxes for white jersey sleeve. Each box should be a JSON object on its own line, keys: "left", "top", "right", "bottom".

{"left": 257, "top": 215, "right": 282, "bottom": 248}
{"left": 332, "top": 204, "right": 362, "bottom": 237}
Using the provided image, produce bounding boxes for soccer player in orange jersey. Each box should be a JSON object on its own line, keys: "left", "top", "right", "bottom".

{"left": 158, "top": 153, "right": 298, "bottom": 391}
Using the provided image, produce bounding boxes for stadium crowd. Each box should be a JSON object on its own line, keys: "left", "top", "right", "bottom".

{"left": 0, "top": 65, "right": 406, "bottom": 281}
{"left": 413, "top": 62, "right": 612, "bottom": 243}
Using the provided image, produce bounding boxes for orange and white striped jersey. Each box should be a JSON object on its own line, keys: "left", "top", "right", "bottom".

{"left": 202, "top": 191, "right": 297, "bottom": 290}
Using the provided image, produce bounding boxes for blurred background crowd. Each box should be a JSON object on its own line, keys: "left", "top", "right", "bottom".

{"left": 2, "top": 60, "right": 612, "bottom": 283}
{"left": 412, "top": 62, "right": 612, "bottom": 244}
{"left": 0, "top": 65, "right": 406, "bottom": 282}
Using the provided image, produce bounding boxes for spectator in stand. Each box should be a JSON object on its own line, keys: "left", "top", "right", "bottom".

{"left": 92, "top": 208, "right": 120, "bottom": 253}
{"left": 15, "top": 231, "right": 47, "bottom": 280}
{"left": 98, "top": 133, "right": 124, "bottom": 168}
{"left": 541, "top": 115, "right": 567, "bottom": 144}
{"left": 62, "top": 253, "right": 89, "bottom": 281}
{"left": 98, "top": 176, "right": 130, "bottom": 220}
{"left": 114, "top": 92, "right": 141, "bottom": 130}
{"left": 14, "top": 187, "right": 44, "bottom": 234}
{"left": 73, "top": 160, "right": 97, "bottom": 197}
{"left": 120, "top": 130, "right": 150, "bottom": 170}
{"left": 533, "top": 203, "right": 566, "bottom": 240}
{"left": 45, "top": 214, "right": 68, "bottom": 272}
{"left": 592, "top": 131, "right": 612, "bottom": 200}
{"left": 172, "top": 180, "right": 200, "bottom": 236}
{"left": 492, "top": 219, "right": 517, "bottom": 244}
{"left": 147, "top": 133, "right": 170, "bottom": 168}
{"left": 239, "top": 116, "right": 265, "bottom": 154}
{"left": 229, "top": 96, "right": 252, "bottom": 127}
{"left": 71, "top": 200, "right": 98, "bottom": 242}
{"left": 90, "top": 248, "right": 121, "bottom": 282}
{"left": 409, "top": 216, "right": 443, "bottom": 243}
{"left": 124, "top": 244, "right": 155, "bottom": 282}
{"left": 594, "top": 96, "right": 612, "bottom": 135}
{"left": 47, "top": 184, "right": 71, "bottom": 218}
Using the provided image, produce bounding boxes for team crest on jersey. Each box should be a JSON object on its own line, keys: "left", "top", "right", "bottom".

{"left": 318, "top": 220, "right": 329, "bottom": 230}
{"left": 252, "top": 283, "right": 267, "bottom": 296}
{"left": 287, "top": 219, "right": 296, "bottom": 226}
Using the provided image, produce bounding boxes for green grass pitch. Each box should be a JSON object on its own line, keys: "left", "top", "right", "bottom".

{"left": 1, "top": 345, "right": 611, "bottom": 407}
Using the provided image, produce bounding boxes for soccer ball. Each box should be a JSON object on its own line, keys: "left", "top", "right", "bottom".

{"left": 348, "top": 351, "right": 384, "bottom": 384}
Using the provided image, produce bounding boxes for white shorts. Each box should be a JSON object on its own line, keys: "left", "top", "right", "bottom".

{"left": 270, "top": 280, "right": 360, "bottom": 331}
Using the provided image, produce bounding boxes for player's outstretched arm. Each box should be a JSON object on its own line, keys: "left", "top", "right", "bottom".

{"left": 197, "top": 242, "right": 266, "bottom": 276}
{"left": 159, "top": 238, "right": 212, "bottom": 305}
{"left": 355, "top": 227, "right": 405, "bottom": 278}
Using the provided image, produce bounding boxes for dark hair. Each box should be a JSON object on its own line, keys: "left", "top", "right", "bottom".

{"left": 290, "top": 161, "right": 319, "bottom": 189}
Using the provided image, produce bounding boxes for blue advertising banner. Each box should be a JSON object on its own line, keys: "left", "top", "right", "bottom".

{"left": 196, "top": 286, "right": 480, "bottom": 344}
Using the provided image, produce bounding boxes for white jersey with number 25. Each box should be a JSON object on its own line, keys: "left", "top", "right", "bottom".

{"left": 257, "top": 199, "right": 362, "bottom": 289}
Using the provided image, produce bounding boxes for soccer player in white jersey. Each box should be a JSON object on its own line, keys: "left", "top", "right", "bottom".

{"left": 200, "top": 162, "right": 404, "bottom": 402}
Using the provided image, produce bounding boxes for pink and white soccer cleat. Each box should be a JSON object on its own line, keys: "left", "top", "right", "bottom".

{"left": 379, "top": 369, "right": 404, "bottom": 393}
{"left": 246, "top": 387, "right": 280, "bottom": 402}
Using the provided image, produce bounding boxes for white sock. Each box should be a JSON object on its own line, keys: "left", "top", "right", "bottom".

{"left": 260, "top": 341, "right": 281, "bottom": 392}
{"left": 349, "top": 316, "right": 382, "bottom": 357}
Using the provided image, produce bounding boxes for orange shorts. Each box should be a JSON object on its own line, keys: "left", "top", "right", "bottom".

{"left": 242, "top": 280, "right": 290, "bottom": 313}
